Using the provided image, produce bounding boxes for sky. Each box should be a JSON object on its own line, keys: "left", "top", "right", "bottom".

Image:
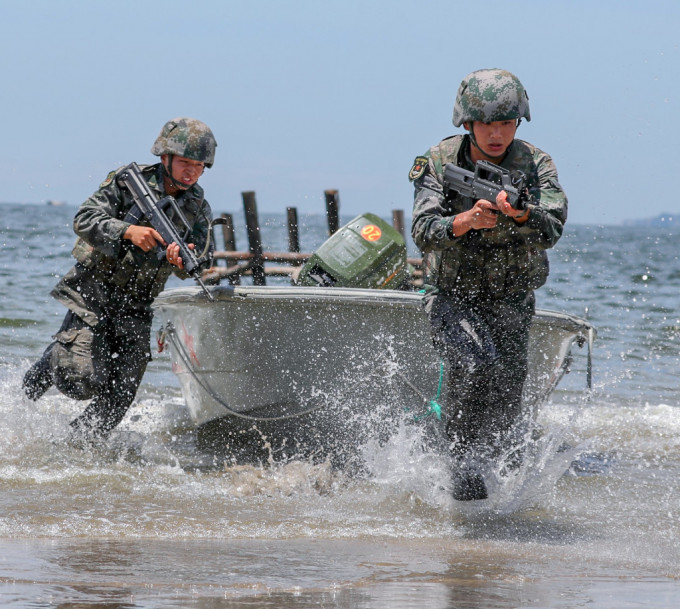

{"left": 2, "top": 0, "right": 678, "bottom": 226}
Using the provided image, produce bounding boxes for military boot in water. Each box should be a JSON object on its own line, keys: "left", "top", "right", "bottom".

{"left": 451, "top": 466, "right": 488, "bottom": 501}
{"left": 22, "top": 348, "right": 54, "bottom": 401}
{"left": 452, "top": 471, "right": 488, "bottom": 501}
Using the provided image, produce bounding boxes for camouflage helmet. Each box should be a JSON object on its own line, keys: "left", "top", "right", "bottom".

{"left": 151, "top": 117, "right": 217, "bottom": 168}
{"left": 452, "top": 69, "right": 531, "bottom": 127}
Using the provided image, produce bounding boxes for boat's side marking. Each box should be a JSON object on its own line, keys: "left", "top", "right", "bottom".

{"left": 179, "top": 320, "right": 201, "bottom": 368}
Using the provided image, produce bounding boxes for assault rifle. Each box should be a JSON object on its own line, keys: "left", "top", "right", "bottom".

{"left": 119, "top": 162, "right": 214, "bottom": 301}
{"left": 443, "top": 160, "right": 533, "bottom": 211}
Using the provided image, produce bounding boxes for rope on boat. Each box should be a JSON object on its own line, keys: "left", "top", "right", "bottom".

{"left": 586, "top": 326, "right": 595, "bottom": 392}
{"left": 398, "top": 361, "right": 443, "bottom": 421}
{"left": 164, "top": 322, "right": 325, "bottom": 421}
{"left": 163, "top": 321, "right": 444, "bottom": 423}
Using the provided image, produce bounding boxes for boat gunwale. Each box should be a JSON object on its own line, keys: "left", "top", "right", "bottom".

{"left": 154, "top": 285, "right": 596, "bottom": 336}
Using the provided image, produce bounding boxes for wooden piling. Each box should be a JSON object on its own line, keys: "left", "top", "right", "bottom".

{"left": 286, "top": 207, "right": 300, "bottom": 254}
{"left": 220, "top": 213, "right": 240, "bottom": 285}
{"left": 392, "top": 209, "right": 406, "bottom": 241}
{"left": 324, "top": 190, "right": 340, "bottom": 235}
{"left": 220, "top": 212, "right": 236, "bottom": 251}
{"left": 242, "top": 191, "right": 266, "bottom": 286}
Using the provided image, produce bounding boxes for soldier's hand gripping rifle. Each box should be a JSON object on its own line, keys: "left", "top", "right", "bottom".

{"left": 443, "top": 160, "right": 533, "bottom": 211}
{"left": 119, "top": 162, "right": 215, "bottom": 301}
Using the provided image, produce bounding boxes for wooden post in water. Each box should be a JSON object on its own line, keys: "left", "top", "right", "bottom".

{"left": 392, "top": 209, "right": 406, "bottom": 241}
{"left": 287, "top": 207, "right": 300, "bottom": 254}
{"left": 324, "top": 189, "right": 340, "bottom": 235}
{"left": 220, "top": 212, "right": 236, "bottom": 252}
{"left": 242, "top": 191, "right": 266, "bottom": 286}
{"left": 220, "top": 212, "right": 240, "bottom": 285}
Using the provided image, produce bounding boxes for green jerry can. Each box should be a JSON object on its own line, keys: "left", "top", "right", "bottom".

{"left": 296, "top": 213, "right": 409, "bottom": 289}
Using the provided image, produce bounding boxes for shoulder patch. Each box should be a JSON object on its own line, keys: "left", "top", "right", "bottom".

{"left": 99, "top": 170, "right": 117, "bottom": 188}
{"left": 408, "top": 156, "right": 429, "bottom": 181}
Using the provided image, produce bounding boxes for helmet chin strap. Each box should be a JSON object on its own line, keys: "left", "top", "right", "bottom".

{"left": 163, "top": 154, "right": 190, "bottom": 191}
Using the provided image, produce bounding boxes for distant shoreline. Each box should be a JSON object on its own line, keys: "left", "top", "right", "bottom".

{"left": 622, "top": 213, "right": 675, "bottom": 227}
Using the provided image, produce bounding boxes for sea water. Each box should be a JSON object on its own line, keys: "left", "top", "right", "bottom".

{"left": 0, "top": 202, "right": 678, "bottom": 608}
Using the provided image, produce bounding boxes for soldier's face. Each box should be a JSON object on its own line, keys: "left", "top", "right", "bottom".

{"left": 162, "top": 155, "right": 205, "bottom": 189}
{"left": 465, "top": 120, "right": 517, "bottom": 162}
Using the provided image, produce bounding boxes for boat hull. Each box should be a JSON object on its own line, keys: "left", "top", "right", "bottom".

{"left": 153, "top": 286, "right": 593, "bottom": 437}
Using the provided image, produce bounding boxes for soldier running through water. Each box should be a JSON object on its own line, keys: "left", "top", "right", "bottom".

{"left": 23, "top": 118, "right": 217, "bottom": 445}
{"left": 410, "top": 69, "right": 567, "bottom": 500}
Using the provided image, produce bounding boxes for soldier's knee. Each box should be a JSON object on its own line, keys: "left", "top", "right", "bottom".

{"left": 51, "top": 325, "right": 105, "bottom": 400}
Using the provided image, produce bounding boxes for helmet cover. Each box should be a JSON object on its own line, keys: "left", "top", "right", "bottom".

{"left": 151, "top": 117, "right": 217, "bottom": 167}
{"left": 453, "top": 69, "right": 530, "bottom": 127}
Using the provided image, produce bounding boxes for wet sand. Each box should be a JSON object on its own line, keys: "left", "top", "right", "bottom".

{"left": 1, "top": 536, "right": 677, "bottom": 608}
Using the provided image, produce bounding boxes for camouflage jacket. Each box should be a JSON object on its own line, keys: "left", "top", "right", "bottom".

{"left": 411, "top": 135, "right": 567, "bottom": 301}
{"left": 51, "top": 163, "right": 214, "bottom": 325}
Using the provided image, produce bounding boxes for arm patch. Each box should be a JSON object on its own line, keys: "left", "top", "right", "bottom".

{"left": 408, "top": 156, "right": 429, "bottom": 181}
{"left": 99, "top": 170, "right": 117, "bottom": 188}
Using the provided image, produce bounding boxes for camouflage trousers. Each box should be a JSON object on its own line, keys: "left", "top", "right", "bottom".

{"left": 424, "top": 290, "right": 535, "bottom": 462}
{"left": 46, "top": 309, "right": 152, "bottom": 439}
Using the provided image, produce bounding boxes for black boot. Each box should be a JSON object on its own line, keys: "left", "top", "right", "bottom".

{"left": 451, "top": 469, "right": 488, "bottom": 501}
{"left": 22, "top": 348, "right": 54, "bottom": 401}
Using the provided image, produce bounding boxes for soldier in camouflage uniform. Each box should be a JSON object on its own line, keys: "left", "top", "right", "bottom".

{"left": 23, "top": 117, "right": 217, "bottom": 443}
{"left": 410, "top": 69, "right": 567, "bottom": 500}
